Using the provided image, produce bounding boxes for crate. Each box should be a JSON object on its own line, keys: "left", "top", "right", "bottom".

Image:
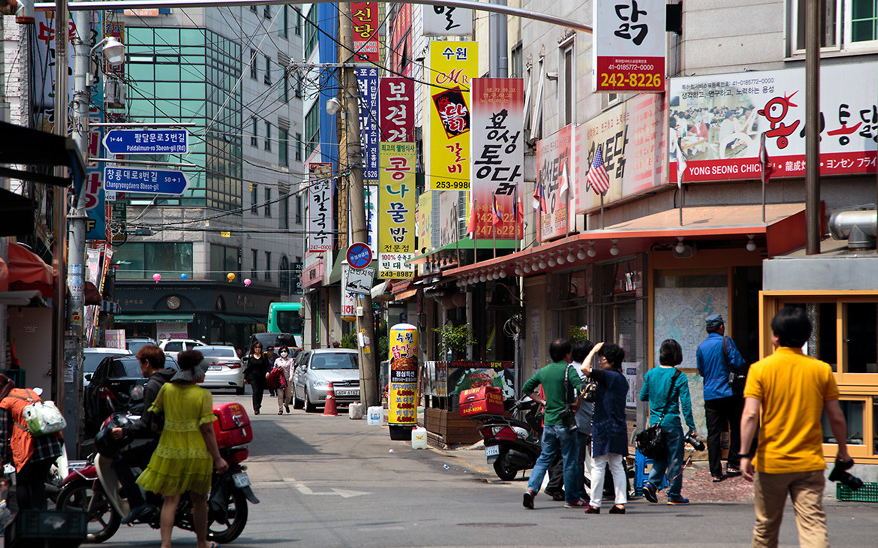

{"left": 836, "top": 482, "right": 878, "bottom": 502}
{"left": 5, "top": 509, "right": 87, "bottom": 548}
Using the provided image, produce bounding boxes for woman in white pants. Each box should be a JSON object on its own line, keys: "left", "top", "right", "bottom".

{"left": 580, "top": 342, "right": 630, "bottom": 514}
{"left": 274, "top": 346, "right": 295, "bottom": 414}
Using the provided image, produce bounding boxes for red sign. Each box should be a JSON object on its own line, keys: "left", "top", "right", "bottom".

{"left": 351, "top": 2, "right": 379, "bottom": 64}
{"left": 346, "top": 243, "right": 372, "bottom": 269}
{"left": 379, "top": 77, "right": 415, "bottom": 143}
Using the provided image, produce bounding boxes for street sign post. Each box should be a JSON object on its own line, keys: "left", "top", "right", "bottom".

{"left": 103, "top": 166, "right": 190, "bottom": 195}
{"left": 103, "top": 129, "right": 189, "bottom": 155}
{"left": 345, "top": 267, "right": 375, "bottom": 294}
{"left": 346, "top": 243, "right": 373, "bottom": 269}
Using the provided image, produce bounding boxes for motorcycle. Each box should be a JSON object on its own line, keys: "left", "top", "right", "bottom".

{"left": 56, "top": 411, "right": 258, "bottom": 544}
{"left": 469, "top": 398, "right": 544, "bottom": 481}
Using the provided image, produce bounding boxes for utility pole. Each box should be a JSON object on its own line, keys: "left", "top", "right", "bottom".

{"left": 337, "top": 3, "right": 378, "bottom": 408}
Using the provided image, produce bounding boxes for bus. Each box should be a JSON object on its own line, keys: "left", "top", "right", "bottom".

{"left": 268, "top": 302, "right": 304, "bottom": 341}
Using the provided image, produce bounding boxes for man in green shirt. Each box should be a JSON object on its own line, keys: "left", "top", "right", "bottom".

{"left": 521, "top": 338, "right": 586, "bottom": 509}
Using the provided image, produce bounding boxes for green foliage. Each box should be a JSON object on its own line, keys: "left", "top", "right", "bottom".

{"left": 568, "top": 325, "right": 589, "bottom": 342}
{"left": 339, "top": 333, "right": 357, "bottom": 349}
{"left": 433, "top": 324, "right": 477, "bottom": 360}
{"left": 375, "top": 318, "right": 389, "bottom": 360}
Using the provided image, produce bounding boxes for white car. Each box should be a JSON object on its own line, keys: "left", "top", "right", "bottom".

{"left": 158, "top": 339, "right": 207, "bottom": 358}
{"left": 83, "top": 347, "right": 132, "bottom": 386}
{"left": 198, "top": 345, "right": 245, "bottom": 395}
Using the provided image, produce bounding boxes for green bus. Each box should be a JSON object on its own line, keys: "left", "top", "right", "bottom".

{"left": 268, "top": 302, "right": 304, "bottom": 341}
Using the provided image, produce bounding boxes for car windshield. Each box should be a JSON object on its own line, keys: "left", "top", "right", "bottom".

{"left": 127, "top": 341, "right": 153, "bottom": 354}
{"left": 200, "top": 346, "right": 237, "bottom": 358}
{"left": 310, "top": 353, "right": 358, "bottom": 370}
{"left": 164, "top": 342, "right": 184, "bottom": 352}
{"left": 83, "top": 352, "right": 123, "bottom": 374}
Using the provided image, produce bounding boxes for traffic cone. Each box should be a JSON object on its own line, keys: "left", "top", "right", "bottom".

{"left": 322, "top": 382, "right": 339, "bottom": 416}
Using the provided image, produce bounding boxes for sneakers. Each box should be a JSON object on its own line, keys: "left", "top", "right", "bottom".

{"left": 278, "top": 410, "right": 283, "bottom": 415}
{"left": 584, "top": 505, "right": 600, "bottom": 514}
{"left": 522, "top": 490, "right": 535, "bottom": 509}
{"left": 121, "top": 503, "right": 151, "bottom": 525}
{"left": 711, "top": 475, "right": 724, "bottom": 482}
{"left": 726, "top": 467, "right": 742, "bottom": 477}
{"left": 643, "top": 482, "right": 658, "bottom": 503}
{"left": 609, "top": 505, "right": 626, "bottom": 514}
{"left": 544, "top": 488, "right": 565, "bottom": 501}
{"left": 668, "top": 496, "right": 690, "bottom": 505}
{"left": 285, "top": 404, "right": 291, "bottom": 413}
{"left": 564, "top": 498, "right": 589, "bottom": 508}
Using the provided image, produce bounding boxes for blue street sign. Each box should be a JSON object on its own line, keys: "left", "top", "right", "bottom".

{"left": 346, "top": 243, "right": 373, "bottom": 269}
{"left": 103, "top": 129, "right": 189, "bottom": 154}
{"left": 103, "top": 166, "right": 190, "bottom": 195}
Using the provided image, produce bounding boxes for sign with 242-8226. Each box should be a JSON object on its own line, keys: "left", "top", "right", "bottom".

{"left": 593, "top": 0, "right": 665, "bottom": 93}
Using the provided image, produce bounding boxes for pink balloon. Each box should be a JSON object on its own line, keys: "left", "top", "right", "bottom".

{"left": 153, "top": 273, "right": 161, "bottom": 283}
{"left": 244, "top": 278, "right": 251, "bottom": 287}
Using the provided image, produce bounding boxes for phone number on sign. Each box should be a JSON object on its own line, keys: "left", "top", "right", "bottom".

{"left": 599, "top": 71, "right": 662, "bottom": 89}
{"left": 433, "top": 181, "right": 470, "bottom": 190}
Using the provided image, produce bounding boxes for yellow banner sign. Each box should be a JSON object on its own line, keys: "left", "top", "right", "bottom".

{"left": 378, "top": 142, "right": 416, "bottom": 279}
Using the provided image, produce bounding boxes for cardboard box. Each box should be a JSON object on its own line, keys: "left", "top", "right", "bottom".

{"left": 458, "top": 386, "right": 504, "bottom": 417}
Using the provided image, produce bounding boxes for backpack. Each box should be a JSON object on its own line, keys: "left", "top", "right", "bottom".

{"left": 8, "top": 389, "right": 67, "bottom": 436}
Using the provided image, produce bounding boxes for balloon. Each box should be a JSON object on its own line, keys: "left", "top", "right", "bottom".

{"left": 153, "top": 273, "right": 161, "bottom": 283}
{"left": 180, "top": 273, "right": 187, "bottom": 280}
{"left": 227, "top": 273, "right": 235, "bottom": 282}
{"left": 244, "top": 278, "right": 251, "bottom": 287}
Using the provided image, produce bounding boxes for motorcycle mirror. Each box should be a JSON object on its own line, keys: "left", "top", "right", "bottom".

{"left": 130, "top": 384, "right": 145, "bottom": 402}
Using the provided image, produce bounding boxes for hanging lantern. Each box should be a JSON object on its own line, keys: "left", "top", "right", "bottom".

{"left": 227, "top": 273, "right": 235, "bottom": 282}
{"left": 152, "top": 273, "right": 161, "bottom": 283}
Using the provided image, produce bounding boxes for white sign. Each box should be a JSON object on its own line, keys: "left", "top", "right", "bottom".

{"left": 423, "top": 5, "right": 472, "bottom": 36}
{"left": 308, "top": 163, "right": 334, "bottom": 252}
{"left": 340, "top": 264, "right": 357, "bottom": 318}
{"left": 345, "top": 267, "right": 376, "bottom": 295}
{"left": 593, "top": 0, "right": 665, "bottom": 93}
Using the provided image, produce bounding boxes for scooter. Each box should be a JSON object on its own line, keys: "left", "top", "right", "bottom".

{"left": 469, "top": 398, "right": 544, "bottom": 481}
{"left": 56, "top": 412, "right": 259, "bottom": 544}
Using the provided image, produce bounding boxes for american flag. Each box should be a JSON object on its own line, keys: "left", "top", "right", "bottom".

{"left": 587, "top": 145, "right": 610, "bottom": 195}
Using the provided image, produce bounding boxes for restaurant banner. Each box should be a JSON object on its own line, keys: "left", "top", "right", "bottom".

{"left": 536, "top": 125, "right": 572, "bottom": 241}
{"left": 351, "top": 2, "right": 380, "bottom": 63}
{"left": 577, "top": 94, "right": 665, "bottom": 211}
{"left": 438, "top": 190, "right": 461, "bottom": 247}
{"left": 669, "top": 64, "right": 878, "bottom": 182}
{"left": 423, "top": 5, "right": 472, "bottom": 36}
{"left": 378, "top": 143, "right": 416, "bottom": 279}
{"left": 357, "top": 67, "right": 379, "bottom": 182}
{"left": 428, "top": 41, "right": 479, "bottom": 191}
{"left": 379, "top": 77, "right": 415, "bottom": 143}
{"left": 593, "top": 0, "right": 665, "bottom": 93}
{"left": 417, "top": 191, "right": 434, "bottom": 251}
{"left": 307, "top": 163, "right": 333, "bottom": 252}
{"left": 470, "top": 78, "right": 525, "bottom": 239}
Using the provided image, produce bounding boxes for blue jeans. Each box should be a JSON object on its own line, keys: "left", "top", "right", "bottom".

{"left": 527, "top": 425, "right": 580, "bottom": 502}
{"left": 648, "top": 425, "right": 685, "bottom": 498}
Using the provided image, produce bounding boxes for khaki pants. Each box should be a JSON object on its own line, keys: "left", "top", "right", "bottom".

{"left": 753, "top": 469, "right": 828, "bottom": 548}
{"left": 277, "top": 382, "right": 291, "bottom": 412}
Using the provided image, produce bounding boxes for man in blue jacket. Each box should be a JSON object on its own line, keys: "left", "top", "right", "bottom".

{"left": 696, "top": 314, "right": 746, "bottom": 482}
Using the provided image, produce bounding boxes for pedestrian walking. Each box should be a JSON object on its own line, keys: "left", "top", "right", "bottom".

{"left": 274, "top": 346, "right": 295, "bottom": 414}
{"left": 136, "top": 349, "right": 229, "bottom": 548}
{"left": 581, "top": 342, "right": 629, "bottom": 514}
{"left": 740, "top": 307, "right": 851, "bottom": 548}
{"left": 696, "top": 313, "right": 746, "bottom": 481}
{"left": 243, "top": 341, "right": 270, "bottom": 415}
{"left": 639, "top": 339, "right": 696, "bottom": 505}
{"left": 266, "top": 346, "right": 278, "bottom": 396}
{"left": 571, "top": 339, "right": 596, "bottom": 501}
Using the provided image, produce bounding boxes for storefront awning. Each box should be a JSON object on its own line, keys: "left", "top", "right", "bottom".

{"left": 445, "top": 203, "right": 808, "bottom": 278}
{"left": 408, "top": 237, "right": 519, "bottom": 266}
{"left": 115, "top": 313, "right": 195, "bottom": 323}
{"left": 214, "top": 313, "right": 262, "bottom": 324}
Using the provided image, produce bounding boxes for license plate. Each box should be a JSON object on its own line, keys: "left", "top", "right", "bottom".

{"left": 485, "top": 445, "right": 500, "bottom": 458}
{"left": 208, "top": 366, "right": 221, "bottom": 371}
{"left": 336, "top": 389, "right": 358, "bottom": 396}
{"left": 232, "top": 471, "right": 250, "bottom": 488}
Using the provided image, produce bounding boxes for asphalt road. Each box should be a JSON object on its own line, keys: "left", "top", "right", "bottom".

{"left": 95, "top": 393, "right": 877, "bottom": 548}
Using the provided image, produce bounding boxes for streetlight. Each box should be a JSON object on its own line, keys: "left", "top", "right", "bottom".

{"left": 325, "top": 97, "right": 342, "bottom": 116}
{"left": 91, "top": 35, "right": 125, "bottom": 65}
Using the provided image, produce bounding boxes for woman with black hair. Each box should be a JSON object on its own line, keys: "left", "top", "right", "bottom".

{"left": 243, "top": 341, "right": 270, "bottom": 415}
{"left": 580, "top": 342, "right": 629, "bottom": 514}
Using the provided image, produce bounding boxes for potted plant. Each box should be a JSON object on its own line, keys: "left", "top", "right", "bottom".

{"left": 433, "top": 324, "right": 477, "bottom": 361}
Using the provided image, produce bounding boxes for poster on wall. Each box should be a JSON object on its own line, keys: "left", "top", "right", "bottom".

{"left": 593, "top": 0, "right": 665, "bottom": 93}
{"left": 307, "top": 163, "right": 333, "bottom": 252}
{"left": 653, "top": 286, "right": 728, "bottom": 369}
{"left": 536, "top": 125, "right": 572, "bottom": 241}
{"left": 157, "top": 322, "right": 188, "bottom": 340}
{"left": 378, "top": 143, "right": 416, "bottom": 279}
{"left": 444, "top": 361, "right": 515, "bottom": 400}
{"left": 423, "top": 5, "right": 472, "bottom": 36}
{"left": 668, "top": 63, "right": 878, "bottom": 183}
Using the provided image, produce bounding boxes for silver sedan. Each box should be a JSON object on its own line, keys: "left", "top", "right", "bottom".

{"left": 291, "top": 349, "right": 359, "bottom": 412}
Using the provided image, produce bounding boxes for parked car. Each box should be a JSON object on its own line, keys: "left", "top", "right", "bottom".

{"left": 126, "top": 337, "right": 158, "bottom": 354}
{"left": 159, "top": 338, "right": 207, "bottom": 358}
{"left": 83, "top": 354, "right": 179, "bottom": 437}
{"left": 198, "top": 345, "right": 245, "bottom": 395}
{"left": 291, "top": 349, "right": 359, "bottom": 412}
{"left": 83, "top": 347, "right": 131, "bottom": 387}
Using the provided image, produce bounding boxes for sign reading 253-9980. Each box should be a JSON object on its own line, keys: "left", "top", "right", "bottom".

{"left": 593, "top": 0, "right": 665, "bottom": 93}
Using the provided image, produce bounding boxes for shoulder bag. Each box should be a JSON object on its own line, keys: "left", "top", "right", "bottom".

{"left": 558, "top": 364, "right": 578, "bottom": 433}
{"left": 723, "top": 336, "right": 747, "bottom": 392}
{"left": 634, "top": 369, "right": 681, "bottom": 459}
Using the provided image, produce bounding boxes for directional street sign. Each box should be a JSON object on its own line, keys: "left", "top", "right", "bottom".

{"left": 345, "top": 267, "right": 375, "bottom": 295}
{"left": 103, "top": 129, "right": 189, "bottom": 155}
{"left": 346, "top": 242, "right": 373, "bottom": 269}
{"left": 103, "top": 166, "right": 190, "bottom": 195}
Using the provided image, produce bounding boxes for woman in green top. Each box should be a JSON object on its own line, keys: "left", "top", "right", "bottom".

{"left": 137, "top": 349, "right": 229, "bottom": 548}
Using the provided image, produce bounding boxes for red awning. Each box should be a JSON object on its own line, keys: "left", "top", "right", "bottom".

{"left": 6, "top": 242, "right": 53, "bottom": 296}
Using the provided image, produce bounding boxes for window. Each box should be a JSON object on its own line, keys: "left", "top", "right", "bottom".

{"left": 250, "top": 49, "right": 257, "bottom": 80}
{"left": 294, "top": 72, "right": 303, "bottom": 98}
{"left": 280, "top": 192, "right": 289, "bottom": 229}
{"left": 250, "top": 4, "right": 256, "bottom": 13}
{"left": 305, "top": 104, "right": 319, "bottom": 156}
{"left": 295, "top": 133, "right": 303, "bottom": 161}
{"left": 113, "top": 243, "right": 193, "bottom": 280}
{"left": 264, "top": 251, "right": 272, "bottom": 281}
{"left": 250, "top": 117, "right": 258, "bottom": 147}
{"left": 281, "top": 72, "right": 289, "bottom": 103}
{"left": 295, "top": 195, "right": 303, "bottom": 224}
{"left": 304, "top": 8, "right": 318, "bottom": 56}
{"left": 280, "top": 255, "right": 291, "bottom": 294}
{"left": 250, "top": 183, "right": 258, "bottom": 214}
{"left": 511, "top": 43, "right": 523, "bottom": 78}
{"left": 561, "top": 43, "right": 574, "bottom": 127}
{"left": 264, "top": 55, "right": 271, "bottom": 84}
{"left": 264, "top": 4, "right": 270, "bottom": 19}
{"left": 791, "top": 0, "right": 878, "bottom": 54}
{"left": 295, "top": 8, "right": 302, "bottom": 35}
{"left": 210, "top": 244, "right": 240, "bottom": 282}
{"left": 279, "top": 128, "right": 289, "bottom": 166}
{"left": 251, "top": 249, "right": 259, "bottom": 280}
{"left": 280, "top": 6, "right": 289, "bottom": 39}
{"left": 264, "top": 187, "right": 272, "bottom": 217}
{"left": 264, "top": 121, "right": 272, "bottom": 151}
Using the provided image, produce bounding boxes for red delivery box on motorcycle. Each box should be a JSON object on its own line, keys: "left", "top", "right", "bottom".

{"left": 213, "top": 402, "right": 253, "bottom": 448}
{"left": 458, "top": 386, "right": 504, "bottom": 417}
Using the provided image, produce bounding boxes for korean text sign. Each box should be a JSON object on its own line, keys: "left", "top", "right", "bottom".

{"left": 423, "top": 5, "right": 473, "bottom": 36}
{"left": 668, "top": 63, "right": 878, "bottom": 182}
{"left": 536, "top": 125, "right": 572, "bottom": 241}
{"left": 378, "top": 143, "right": 416, "bottom": 279}
{"left": 389, "top": 324, "right": 418, "bottom": 426}
{"left": 593, "top": 0, "right": 665, "bottom": 93}
{"left": 379, "top": 77, "right": 415, "bottom": 143}
{"left": 357, "top": 68, "right": 380, "bottom": 182}
{"left": 429, "top": 41, "right": 479, "bottom": 191}
{"left": 308, "top": 163, "right": 334, "bottom": 252}
{"left": 351, "top": 2, "right": 380, "bottom": 63}
{"left": 470, "top": 78, "right": 525, "bottom": 239}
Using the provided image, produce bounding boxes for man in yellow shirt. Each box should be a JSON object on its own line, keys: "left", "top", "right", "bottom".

{"left": 739, "top": 307, "right": 850, "bottom": 548}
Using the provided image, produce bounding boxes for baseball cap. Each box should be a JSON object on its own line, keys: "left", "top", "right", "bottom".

{"left": 705, "top": 314, "right": 724, "bottom": 329}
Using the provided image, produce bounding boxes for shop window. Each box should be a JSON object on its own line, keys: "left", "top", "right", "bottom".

{"left": 822, "top": 399, "right": 865, "bottom": 445}
{"left": 844, "top": 302, "right": 877, "bottom": 373}
{"left": 785, "top": 302, "right": 839, "bottom": 371}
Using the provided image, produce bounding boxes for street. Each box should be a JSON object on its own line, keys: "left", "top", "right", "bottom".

{"left": 99, "top": 393, "right": 877, "bottom": 548}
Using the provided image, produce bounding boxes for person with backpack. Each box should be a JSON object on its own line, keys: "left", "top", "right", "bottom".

{"left": 0, "top": 374, "right": 64, "bottom": 510}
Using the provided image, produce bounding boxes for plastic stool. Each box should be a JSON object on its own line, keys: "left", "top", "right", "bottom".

{"left": 634, "top": 449, "right": 668, "bottom": 496}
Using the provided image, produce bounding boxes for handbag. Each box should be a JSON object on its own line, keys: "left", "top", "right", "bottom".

{"left": 9, "top": 389, "right": 67, "bottom": 436}
{"left": 635, "top": 369, "right": 681, "bottom": 459}
{"left": 559, "top": 364, "right": 578, "bottom": 433}
{"left": 581, "top": 379, "right": 598, "bottom": 403}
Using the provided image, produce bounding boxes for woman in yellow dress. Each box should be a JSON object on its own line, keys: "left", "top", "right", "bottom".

{"left": 137, "top": 349, "right": 229, "bottom": 548}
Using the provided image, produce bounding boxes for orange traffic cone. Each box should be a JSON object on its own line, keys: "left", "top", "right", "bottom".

{"left": 322, "top": 382, "right": 339, "bottom": 416}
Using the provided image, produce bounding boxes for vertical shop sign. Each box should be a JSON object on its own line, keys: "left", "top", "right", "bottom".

{"left": 428, "top": 41, "right": 479, "bottom": 190}
{"left": 356, "top": 67, "right": 380, "bottom": 182}
{"left": 536, "top": 125, "right": 573, "bottom": 241}
{"left": 365, "top": 185, "right": 378, "bottom": 251}
{"left": 378, "top": 143, "right": 416, "bottom": 279}
{"left": 423, "top": 5, "right": 473, "bottom": 36}
{"left": 379, "top": 77, "right": 415, "bottom": 143}
{"left": 388, "top": 323, "right": 418, "bottom": 427}
{"left": 593, "top": 0, "right": 665, "bottom": 93}
{"left": 308, "top": 163, "right": 334, "bottom": 252}
{"left": 340, "top": 264, "right": 357, "bottom": 321}
{"left": 470, "top": 78, "right": 524, "bottom": 239}
{"left": 351, "top": 2, "right": 380, "bottom": 63}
